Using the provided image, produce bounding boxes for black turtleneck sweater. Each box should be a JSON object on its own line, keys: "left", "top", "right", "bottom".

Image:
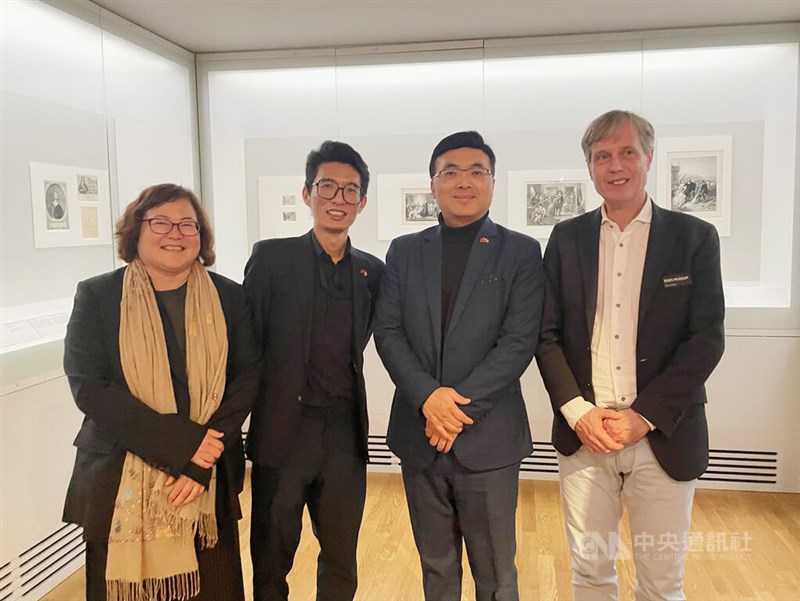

{"left": 441, "top": 212, "right": 488, "bottom": 339}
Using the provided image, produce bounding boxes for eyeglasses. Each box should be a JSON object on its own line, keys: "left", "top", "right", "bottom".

{"left": 141, "top": 218, "right": 201, "bottom": 237}
{"left": 433, "top": 167, "right": 493, "bottom": 181}
{"left": 312, "top": 179, "right": 363, "bottom": 205}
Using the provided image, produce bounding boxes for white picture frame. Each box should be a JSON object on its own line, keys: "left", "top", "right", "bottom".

{"left": 29, "top": 162, "right": 111, "bottom": 248}
{"left": 257, "top": 175, "right": 310, "bottom": 239}
{"left": 656, "top": 136, "right": 732, "bottom": 237}
{"left": 377, "top": 173, "right": 437, "bottom": 241}
{"left": 507, "top": 169, "right": 601, "bottom": 240}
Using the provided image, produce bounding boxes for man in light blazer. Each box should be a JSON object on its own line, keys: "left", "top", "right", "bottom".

{"left": 537, "top": 110, "right": 725, "bottom": 600}
{"left": 374, "top": 131, "right": 544, "bottom": 601}
{"left": 244, "top": 141, "right": 384, "bottom": 601}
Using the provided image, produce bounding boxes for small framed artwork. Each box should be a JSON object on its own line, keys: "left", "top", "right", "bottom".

{"left": 80, "top": 206, "right": 100, "bottom": 239}
{"left": 257, "top": 175, "right": 309, "bottom": 239}
{"left": 77, "top": 174, "right": 100, "bottom": 201}
{"left": 377, "top": 174, "right": 438, "bottom": 240}
{"left": 29, "top": 162, "right": 111, "bottom": 248}
{"left": 44, "top": 181, "right": 69, "bottom": 230}
{"left": 402, "top": 189, "right": 440, "bottom": 225}
{"left": 507, "top": 169, "right": 601, "bottom": 239}
{"left": 656, "top": 136, "right": 732, "bottom": 236}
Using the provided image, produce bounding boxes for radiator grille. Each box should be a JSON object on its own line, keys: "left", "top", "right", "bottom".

{"left": 0, "top": 524, "right": 84, "bottom": 600}
{"left": 363, "top": 436, "right": 779, "bottom": 486}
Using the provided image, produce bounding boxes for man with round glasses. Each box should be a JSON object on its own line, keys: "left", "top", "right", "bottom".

{"left": 375, "top": 131, "right": 544, "bottom": 601}
{"left": 244, "top": 141, "right": 384, "bottom": 601}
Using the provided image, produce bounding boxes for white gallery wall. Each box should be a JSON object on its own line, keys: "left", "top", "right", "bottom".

{"left": 0, "top": 1, "right": 198, "bottom": 598}
{"left": 199, "top": 27, "right": 800, "bottom": 496}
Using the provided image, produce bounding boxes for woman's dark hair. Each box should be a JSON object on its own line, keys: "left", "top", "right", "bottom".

{"left": 115, "top": 184, "right": 215, "bottom": 266}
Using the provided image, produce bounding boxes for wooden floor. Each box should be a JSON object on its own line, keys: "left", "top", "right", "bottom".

{"left": 43, "top": 471, "right": 800, "bottom": 600}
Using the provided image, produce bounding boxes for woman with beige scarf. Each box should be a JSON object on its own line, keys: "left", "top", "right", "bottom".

{"left": 63, "top": 184, "right": 260, "bottom": 601}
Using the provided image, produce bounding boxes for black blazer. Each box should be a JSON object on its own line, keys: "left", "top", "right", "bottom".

{"left": 243, "top": 232, "right": 385, "bottom": 467}
{"left": 374, "top": 217, "right": 545, "bottom": 471}
{"left": 62, "top": 267, "right": 260, "bottom": 541}
{"left": 536, "top": 202, "right": 725, "bottom": 481}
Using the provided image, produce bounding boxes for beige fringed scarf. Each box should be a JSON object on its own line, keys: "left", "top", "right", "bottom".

{"left": 108, "top": 259, "right": 228, "bottom": 601}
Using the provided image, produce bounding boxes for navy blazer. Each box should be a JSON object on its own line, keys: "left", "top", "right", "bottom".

{"left": 62, "top": 267, "right": 260, "bottom": 540}
{"left": 536, "top": 201, "right": 725, "bottom": 481}
{"left": 243, "top": 232, "right": 385, "bottom": 467}
{"left": 375, "top": 217, "right": 544, "bottom": 471}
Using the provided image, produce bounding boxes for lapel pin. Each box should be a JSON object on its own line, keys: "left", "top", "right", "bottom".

{"left": 479, "top": 237, "right": 490, "bottom": 244}
{"left": 359, "top": 268, "right": 368, "bottom": 277}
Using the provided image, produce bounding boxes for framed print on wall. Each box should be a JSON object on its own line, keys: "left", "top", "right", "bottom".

{"left": 507, "top": 169, "right": 602, "bottom": 239}
{"left": 29, "top": 162, "right": 112, "bottom": 248}
{"left": 257, "top": 175, "right": 310, "bottom": 239}
{"left": 656, "top": 136, "right": 732, "bottom": 236}
{"left": 377, "top": 173, "right": 438, "bottom": 241}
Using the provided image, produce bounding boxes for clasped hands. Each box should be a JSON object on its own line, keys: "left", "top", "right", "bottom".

{"left": 164, "top": 428, "right": 224, "bottom": 508}
{"left": 422, "top": 387, "right": 473, "bottom": 453}
{"left": 575, "top": 407, "right": 649, "bottom": 454}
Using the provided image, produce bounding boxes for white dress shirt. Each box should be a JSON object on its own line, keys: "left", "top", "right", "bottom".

{"left": 560, "top": 200, "right": 656, "bottom": 430}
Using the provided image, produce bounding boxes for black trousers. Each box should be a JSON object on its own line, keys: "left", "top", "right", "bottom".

{"left": 401, "top": 454, "right": 522, "bottom": 601}
{"left": 85, "top": 521, "right": 244, "bottom": 601}
{"left": 250, "top": 405, "right": 367, "bottom": 601}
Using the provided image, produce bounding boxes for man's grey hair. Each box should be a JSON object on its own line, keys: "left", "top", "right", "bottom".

{"left": 581, "top": 110, "right": 655, "bottom": 162}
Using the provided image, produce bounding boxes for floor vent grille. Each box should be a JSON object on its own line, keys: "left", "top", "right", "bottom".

{"left": 0, "top": 524, "right": 84, "bottom": 600}
{"left": 365, "top": 436, "right": 779, "bottom": 486}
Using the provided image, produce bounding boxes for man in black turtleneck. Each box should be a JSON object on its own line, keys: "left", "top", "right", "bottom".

{"left": 375, "top": 131, "right": 545, "bottom": 601}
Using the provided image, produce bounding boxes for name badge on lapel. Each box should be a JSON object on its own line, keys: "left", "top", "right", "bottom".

{"left": 663, "top": 274, "right": 692, "bottom": 288}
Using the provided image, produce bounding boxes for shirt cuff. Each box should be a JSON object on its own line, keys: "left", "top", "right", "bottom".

{"left": 560, "top": 397, "right": 595, "bottom": 430}
{"left": 640, "top": 414, "right": 657, "bottom": 431}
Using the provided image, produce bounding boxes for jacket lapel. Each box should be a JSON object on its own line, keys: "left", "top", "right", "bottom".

{"left": 639, "top": 202, "right": 672, "bottom": 322}
{"left": 578, "top": 209, "right": 601, "bottom": 338}
{"left": 294, "top": 232, "right": 315, "bottom": 363}
{"left": 421, "top": 227, "right": 443, "bottom": 362}
{"left": 445, "top": 218, "right": 497, "bottom": 341}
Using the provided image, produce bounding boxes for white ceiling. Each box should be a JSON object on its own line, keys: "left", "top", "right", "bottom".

{"left": 91, "top": 0, "right": 800, "bottom": 54}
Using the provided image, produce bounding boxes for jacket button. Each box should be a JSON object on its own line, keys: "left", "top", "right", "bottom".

{"left": 297, "top": 395, "right": 303, "bottom": 401}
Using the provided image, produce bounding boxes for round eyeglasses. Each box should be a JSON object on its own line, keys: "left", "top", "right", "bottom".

{"left": 312, "top": 179, "right": 363, "bottom": 205}
{"left": 141, "top": 218, "right": 201, "bottom": 237}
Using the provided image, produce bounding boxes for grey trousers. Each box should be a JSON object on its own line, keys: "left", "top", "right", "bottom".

{"left": 402, "top": 454, "right": 522, "bottom": 601}
{"left": 558, "top": 438, "right": 696, "bottom": 601}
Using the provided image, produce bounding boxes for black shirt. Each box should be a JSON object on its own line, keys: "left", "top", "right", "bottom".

{"left": 304, "top": 234, "right": 356, "bottom": 407}
{"left": 154, "top": 284, "right": 188, "bottom": 416}
{"left": 154, "top": 283, "right": 211, "bottom": 486}
{"left": 441, "top": 212, "right": 488, "bottom": 339}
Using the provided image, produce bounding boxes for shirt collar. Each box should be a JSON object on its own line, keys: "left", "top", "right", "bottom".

{"left": 600, "top": 196, "right": 652, "bottom": 225}
{"left": 311, "top": 230, "right": 351, "bottom": 261}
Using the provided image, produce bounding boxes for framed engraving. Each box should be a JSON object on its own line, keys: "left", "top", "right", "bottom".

{"left": 44, "top": 181, "right": 69, "bottom": 230}
{"left": 656, "top": 136, "right": 732, "bottom": 236}
{"left": 77, "top": 174, "right": 100, "bottom": 201}
{"left": 378, "top": 174, "right": 436, "bottom": 240}
{"left": 402, "top": 189, "right": 440, "bottom": 224}
{"left": 80, "top": 206, "right": 100, "bottom": 239}
{"left": 257, "top": 176, "right": 310, "bottom": 239}
{"left": 507, "top": 169, "right": 601, "bottom": 239}
{"left": 29, "top": 162, "right": 111, "bottom": 248}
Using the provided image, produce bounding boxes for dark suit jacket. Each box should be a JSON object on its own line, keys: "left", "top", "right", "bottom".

{"left": 374, "top": 217, "right": 544, "bottom": 472}
{"left": 536, "top": 201, "right": 725, "bottom": 481}
{"left": 243, "top": 232, "right": 385, "bottom": 467}
{"left": 62, "top": 267, "right": 260, "bottom": 541}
